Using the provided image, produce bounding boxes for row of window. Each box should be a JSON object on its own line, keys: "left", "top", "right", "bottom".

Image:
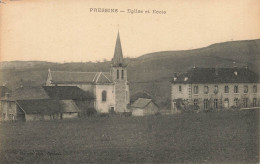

{"left": 178, "top": 85, "right": 258, "bottom": 94}
{"left": 117, "top": 69, "right": 124, "bottom": 80}
{"left": 194, "top": 98, "right": 258, "bottom": 109}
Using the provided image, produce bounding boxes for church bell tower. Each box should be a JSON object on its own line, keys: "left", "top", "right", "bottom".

{"left": 111, "top": 32, "right": 129, "bottom": 112}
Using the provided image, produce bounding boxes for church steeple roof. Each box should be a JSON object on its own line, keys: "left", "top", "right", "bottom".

{"left": 112, "top": 32, "right": 125, "bottom": 67}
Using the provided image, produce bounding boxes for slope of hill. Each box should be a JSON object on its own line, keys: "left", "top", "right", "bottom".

{"left": 0, "top": 39, "right": 259, "bottom": 107}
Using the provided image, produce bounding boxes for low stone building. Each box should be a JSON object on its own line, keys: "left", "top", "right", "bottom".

{"left": 131, "top": 98, "right": 159, "bottom": 116}
{"left": 0, "top": 86, "right": 93, "bottom": 121}
{"left": 171, "top": 67, "right": 260, "bottom": 112}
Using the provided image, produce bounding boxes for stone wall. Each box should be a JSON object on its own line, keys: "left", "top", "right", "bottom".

{"left": 172, "top": 83, "right": 260, "bottom": 110}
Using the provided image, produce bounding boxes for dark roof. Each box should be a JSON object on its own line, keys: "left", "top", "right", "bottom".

{"left": 171, "top": 67, "right": 259, "bottom": 84}
{"left": 0, "top": 86, "right": 11, "bottom": 98}
{"left": 131, "top": 98, "right": 153, "bottom": 108}
{"left": 17, "top": 99, "right": 80, "bottom": 114}
{"left": 2, "top": 86, "right": 94, "bottom": 101}
{"left": 60, "top": 100, "right": 80, "bottom": 113}
{"left": 7, "top": 86, "right": 50, "bottom": 101}
{"left": 49, "top": 71, "right": 113, "bottom": 84}
{"left": 17, "top": 99, "right": 61, "bottom": 114}
{"left": 43, "top": 86, "right": 94, "bottom": 100}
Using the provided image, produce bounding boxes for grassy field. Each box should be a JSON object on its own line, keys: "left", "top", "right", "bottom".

{"left": 0, "top": 109, "right": 259, "bottom": 163}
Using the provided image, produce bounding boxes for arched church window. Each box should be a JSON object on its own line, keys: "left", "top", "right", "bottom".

{"left": 121, "top": 70, "right": 124, "bottom": 79}
{"left": 102, "top": 90, "right": 107, "bottom": 102}
{"left": 117, "top": 70, "right": 119, "bottom": 79}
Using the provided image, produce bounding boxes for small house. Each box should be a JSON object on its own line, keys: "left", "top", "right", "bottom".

{"left": 131, "top": 98, "right": 159, "bottom": 116}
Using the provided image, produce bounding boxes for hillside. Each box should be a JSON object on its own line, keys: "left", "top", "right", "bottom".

{"left": 0, "top": 39, "right": 260, "bottom": 107}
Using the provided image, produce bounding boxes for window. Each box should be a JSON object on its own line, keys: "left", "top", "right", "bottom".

{"left": 204, "top": 86, "right": 209, "bottom": 94}
{"left": 234, "top": 98, "right": 239, "bottom": 107}
{"left": 244, "top": 85, "right": 248, "bottom": 93}
{"left": 253, "top": 85, "right": 257, "bottom": 93}
{"left": 224, "top": 98, "right": 229, "bottom": 108}
{"left": 224, "top": 86, "right": 229, "bottom": 93}
{"left": 253, "top": 98, "right": 257, "bottom": 107}
{"left": 179, "top": 85, "right": 182, "bottom": 92}
{"left": 117, "top": 70, "right": 119, "bottom": 79}
{"left": 194, "top": 99, "right": 198, "bottom": 106}
{"left": 243, "top": 98, "right": 248, "bottom": 108}
{"left": 234, "top": 85, "right": 239, "bottom": 93}
{"left": 214, "top": 99, "right": 218, "bottom": 109}
{"left": 194, "top": 86, "right": 198, "bottom": 94}
{"left": 102, "top": 90, "right": 107, "bottom": 102}
{"left": 204, "top": 99, "right": 208, "bottom": 109}
{"left": 214, "top": 85, "right": 218, "bottom": 94}
{"left": 121, "top": 70, "right": 124, "bottom": 79}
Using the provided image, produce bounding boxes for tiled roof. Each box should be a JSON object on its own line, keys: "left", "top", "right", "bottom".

{"left": 2, "top": 86, "right": 94, "bottom": 101}
{"left": 60, "top": 100, "right": 80, "bottom": 113}
{"left": 131, "top": 98, "right": 153, "bottom": 108}
{"left": 49, "top": 71, "right": 113, "bottom": 84}
{"left": 43, "top": 86, "right": 94, "bottom": 100}
{"left": 17, "top": 99, "right": 80, "bottom": 114}
{"left": 17, "top": 99, "right": 61, "bottom": 114}
{"left": 171, "top": 67, "right": 259, "bottom": 84}
{"left": 7, "top": 86, "right": 50, "bottom": 101}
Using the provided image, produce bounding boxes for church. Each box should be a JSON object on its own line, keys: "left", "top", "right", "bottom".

{"left": 46, "top": 32, "right": 130, "bottom": 113}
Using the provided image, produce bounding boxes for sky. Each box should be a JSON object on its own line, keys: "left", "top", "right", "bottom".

{"left": 0, "top": 0, "right": 260, "bottom": 62}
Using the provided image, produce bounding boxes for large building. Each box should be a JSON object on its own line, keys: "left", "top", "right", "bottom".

{"left": 171, "top": 67, "right": 259, "bottom": 112}
{"left": 1, "top": 32, "right": 130, "bottom": 121}
{"left": 46, "top": 32, "right": 130, "bottom": 113}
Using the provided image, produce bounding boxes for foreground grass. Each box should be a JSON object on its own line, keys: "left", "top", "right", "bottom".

{"left": 0, "top": 110, "right": 259, "bottom": 163}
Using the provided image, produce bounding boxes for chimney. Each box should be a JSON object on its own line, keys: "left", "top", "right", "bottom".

{"left": 173, "top": 72, "right": 178, "bottom": 81}
{"left": 184, "top": 72, "right": 188, "bottom": 81}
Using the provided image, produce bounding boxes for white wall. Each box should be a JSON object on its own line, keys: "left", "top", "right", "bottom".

{"left": 95, "top": 84, "right": 115, "bottom": 113}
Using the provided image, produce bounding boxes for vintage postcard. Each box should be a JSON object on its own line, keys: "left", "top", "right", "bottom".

{"left": 0, "top": 0, "right": 259, "bottom": 163}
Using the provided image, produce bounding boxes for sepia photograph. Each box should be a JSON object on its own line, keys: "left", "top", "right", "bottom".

{"left": 0, "top": 0, "right": 259, "bottom": 163}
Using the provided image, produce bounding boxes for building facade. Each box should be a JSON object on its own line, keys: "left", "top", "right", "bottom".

{"left": 171, "top": 67, "right": 260, "bottom": 112}
{"left": 46, "top": 32, "right": 130, "bottom": 113}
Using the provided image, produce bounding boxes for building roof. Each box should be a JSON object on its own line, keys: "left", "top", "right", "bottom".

{"left": 130, "top": 92, "right": 153, "bottom": 103}
{"left": 112, "top": 32, "right": 125, "bottom": 67}
{"left": 17, "top": 99, "right": 61, "bottom": 114}
{"left": 1, "top": 86, "right": 94, "bottom": 101}
{"left": 0, "top": 86, "right": 11, "bottom": 98}
{"left": 171, "top": 67, "right": 259, "bottom": 84}
{"left": 60, "top": 100, "right": 80, "bottom": 113}
{"left": 48, "top": 70, "right": 113, "bottom": 84}
{"left": 43, "top": 86, "right": 94, "bottom": 100}
{"left": 17, "top": 99, "right": 80, "bottom": 114}
{"left": 131, "top": 98, "right": 154, "bottom": 108}
{"left": 7, "top": 86, "right": 50, "bottom": 101}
